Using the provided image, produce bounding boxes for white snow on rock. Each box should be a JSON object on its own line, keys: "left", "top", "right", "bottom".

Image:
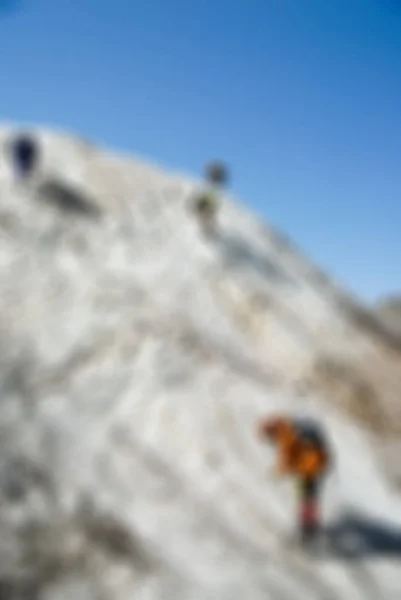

{"left": 0, "top": 124, "right": 399, "bottom": 599}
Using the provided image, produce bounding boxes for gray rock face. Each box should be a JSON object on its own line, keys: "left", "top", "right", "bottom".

{"left": 376, "top": 296, "right": 401, "bottom": 335}
{"left": 0, "top": 126, "right": 400, "bottom": 599}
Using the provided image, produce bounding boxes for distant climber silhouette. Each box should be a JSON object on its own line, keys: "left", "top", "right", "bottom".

{"left": 192, "top": 160, "right": 230, "bottom": 236}
{"left": 9, "top": 134, "right": 40, "bottom": 180}
{"left": 205, "top": 161, "right": 229, "bottom": 187}
{"left": 258, "top": 414, "right": 333, "bottom": 546}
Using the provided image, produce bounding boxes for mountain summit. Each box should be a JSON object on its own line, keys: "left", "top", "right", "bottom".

{"left": 0, "top": 125, "right": 400, "bottom": 599}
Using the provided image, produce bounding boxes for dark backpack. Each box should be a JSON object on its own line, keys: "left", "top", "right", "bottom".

{"left": 293, "top": 418, "right": 332, "bottom": 469}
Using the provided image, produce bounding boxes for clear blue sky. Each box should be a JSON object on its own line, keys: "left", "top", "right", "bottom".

{"left": 1, "top": 0, "right": 400, "bottom": 302}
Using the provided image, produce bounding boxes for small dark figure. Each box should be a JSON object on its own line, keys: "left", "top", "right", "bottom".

{"left": 193, "top": 191, "right": 218, "bottom": 220}
{"left": 258, "top": 415, "right": 333, "bottom": 546}
{"left": 192, "top": 188, "right": 219, "bottom": 238}
{"left": 191, "top": 160, "right": 229, "bottom": 237}
{"left": 205, "top": 161, "right": 229, "bottom": 187}
{"left": 9, "top": 134, "right": 40, "bottom": 179}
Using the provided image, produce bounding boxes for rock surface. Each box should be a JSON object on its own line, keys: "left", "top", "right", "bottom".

{"left": 376, "top": 295, "right": 401, "bottom": 335}
{"left": 0, "top": 125, "right": 400, "bottom": 599}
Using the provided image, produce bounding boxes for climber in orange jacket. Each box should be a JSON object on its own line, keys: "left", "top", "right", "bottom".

{"left": 258, "top": 414, "right": 332, "bottom": 544}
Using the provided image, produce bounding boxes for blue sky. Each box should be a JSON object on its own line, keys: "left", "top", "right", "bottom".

{"left": 0, "top": 0, "right": 400, "bottom": 302}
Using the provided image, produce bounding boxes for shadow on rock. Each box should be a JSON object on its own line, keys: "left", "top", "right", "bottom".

{"left": 324, "top": 510, "right": 401, "bottom": 560}
{"left": 36, "top": 178, "right": 102, "bottom": 219}
{"left": 218, "top": 232, "right": 294, "bottom": 288}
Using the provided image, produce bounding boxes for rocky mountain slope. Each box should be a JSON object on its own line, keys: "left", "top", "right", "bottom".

{"left": 376, "top": 296, "right": 401, "bottom": 335}
{"left": 0, "top": 125, "right": 400, "bottom": 600}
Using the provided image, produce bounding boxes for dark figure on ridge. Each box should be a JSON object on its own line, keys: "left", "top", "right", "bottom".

{"left": 192, "top": 160, "right": 230, "bottom": 236}
{"left": 9, "top": 134, "right": 40, "bottom": 180}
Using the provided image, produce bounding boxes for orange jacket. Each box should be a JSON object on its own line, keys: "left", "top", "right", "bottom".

{"left": 258, "top": 416, "right": 329, "bottom": 479}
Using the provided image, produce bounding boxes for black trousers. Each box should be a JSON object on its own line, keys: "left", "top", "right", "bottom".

{"left": 299, "top": 477, "right": 320, "bottom": 500}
